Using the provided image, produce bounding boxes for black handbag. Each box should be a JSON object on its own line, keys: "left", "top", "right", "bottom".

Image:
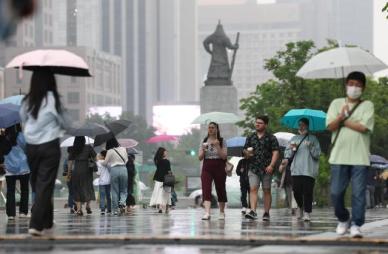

{"left": 88, "top": 157, "right": 98, "bottom": 172}
{"left": 163, "top": 172, "right": 175, "bottom": 187}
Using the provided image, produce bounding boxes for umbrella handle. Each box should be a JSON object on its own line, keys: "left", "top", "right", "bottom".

{"left": 18, "top": 62, "right": 24, "bottom": 80}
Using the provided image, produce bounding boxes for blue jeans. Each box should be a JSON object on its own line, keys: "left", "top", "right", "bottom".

{"left": 330, "top": 165, "right": 367, "bottom": 226}
{"left": 110, "top": 166, "right": 128, "bottom": 211}
{"left": 99, "top": 184, "right": 111, "bottom": 212}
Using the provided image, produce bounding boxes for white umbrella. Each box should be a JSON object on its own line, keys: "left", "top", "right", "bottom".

{"left": 274, "top": 132, "right": 295, "bottom": 148}
{"left": 60, "top": 136, "right": 94, "bottom": 147}
{"left": 296, "top": 47, "right": 388, "bottom": 79}
{"left": 191, "top": 111, "right": 242, "bottom": 124}
{"left": 6, "top": 49, "right": 91, "bottom": 77}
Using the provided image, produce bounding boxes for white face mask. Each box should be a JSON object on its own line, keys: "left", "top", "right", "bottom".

{"left": 346, "top": 86, "right": 362, "bottom": 99}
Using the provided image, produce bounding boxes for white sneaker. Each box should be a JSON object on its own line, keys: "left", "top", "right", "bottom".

{"left": 350, "top": 225, "right": 363, "bottom": 238}
{"left": 303, "top": 212, "right": 311, "bottom": 222}
{"left": 201, "top": 213, "right": 211, "bottom": 220}
{"left": 7, "top": 216, "right": 15, "bottom": 221}
{"left": 18, "top": 213, "right": 30, "bottom": 218}
{"left": 219, "top": 212, "right": 225, "bottom": 220}
{"left": 28, "top": 228, "right": 43, "bottom": 237}
{"left": 336, "top": 221, "right": 349, "bottom": 235}
{"left": 297, "top": 208, "right": 304, "bottom": 220}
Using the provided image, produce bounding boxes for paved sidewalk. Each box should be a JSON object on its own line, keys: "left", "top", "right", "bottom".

{"left": 1, "top": 207, "right": 388, "bottom": 241}
{"left": 2, "top": 207, "right": 388, "bottom": 253}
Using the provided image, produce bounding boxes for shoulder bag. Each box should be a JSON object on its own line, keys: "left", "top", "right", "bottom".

{"left": 328, "top": 100, "right": 363, "bottom": 156}
{"left": 163, "top": 171, "right": 176, "bottom": 187}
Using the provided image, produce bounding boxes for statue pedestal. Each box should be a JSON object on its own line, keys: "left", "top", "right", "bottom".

{"left": 200, "top": 85, "right": 238, "bottom": 139}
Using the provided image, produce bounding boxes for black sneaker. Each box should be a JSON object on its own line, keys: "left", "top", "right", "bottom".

{"left": 245, "top": 210, "right": 258, "bottom": 220}
{"left": 262, "top": 212, "right": 270, "bottom": 221}
{"left": 100, "top": 210, "right": 105, "bottom": 215}
{"left": 86, "top": 207, "right": 92, "bottom": 214}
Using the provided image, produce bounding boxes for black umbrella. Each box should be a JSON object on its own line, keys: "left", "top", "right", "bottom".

{"left": 105, "top": 119, "right": 131, "bottom": 135}
{"left": 94, "top": 119, "right": 131, "bottom": 147}
{"left": 66, "top": 122, "right": 110, "bottom": 137}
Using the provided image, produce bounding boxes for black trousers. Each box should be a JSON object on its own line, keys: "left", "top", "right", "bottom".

{"left": 126, "top": 170, "right": 135, "bottom": 206}
{"left": 240, "top": 180, "right": 250, "bottom": 208}
{"left": 6, "top": 174, "right": 30, "bottom": 217}
{"left": 292, "top": 175, "right": 315, "bottom": 213}
{"left": 26, "top": 139, "right": 60, "bottom": 231}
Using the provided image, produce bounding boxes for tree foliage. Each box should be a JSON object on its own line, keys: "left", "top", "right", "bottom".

{"left": 383, "top": 2, "right": 388, "bottom": 19}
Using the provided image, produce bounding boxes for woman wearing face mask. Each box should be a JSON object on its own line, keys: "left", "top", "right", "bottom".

{"left": 280, "top": 118, "right": 321, "bottom": 222}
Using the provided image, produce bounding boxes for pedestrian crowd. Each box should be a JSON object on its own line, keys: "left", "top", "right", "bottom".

{"left": 0, "top": 70, "right": 376, "bottom": 239}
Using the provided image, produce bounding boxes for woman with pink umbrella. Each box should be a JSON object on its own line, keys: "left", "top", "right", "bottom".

{"left": 20, "top": 68, "right": 70, "bottom": 236}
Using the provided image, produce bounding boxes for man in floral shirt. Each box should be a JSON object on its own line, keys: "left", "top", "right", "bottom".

{"left": 243, "top": 115, "right": 279, "bottom": 221}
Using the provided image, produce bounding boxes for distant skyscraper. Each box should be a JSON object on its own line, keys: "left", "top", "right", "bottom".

{"left": 101, "top": 0, "right": 198, "bottom": 124}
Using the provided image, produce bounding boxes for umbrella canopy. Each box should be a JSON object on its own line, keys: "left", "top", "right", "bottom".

{"left": 281, "top": 109, "right": 326, "bottom": 132}
{"left": 127, "top": 147, "right": 139, "bottom": 155}
{"left": 66, "top": 122, "right": 110, "bottom": 137}
{"left": 0, "top": 95, "right": 25, "bottom": 106}
{"left": 105, "top": 119, "right": 131, "bottom": 135}
{"left": 93, "top": 132, "right": 115, "bottom": 147}
{"left": 6, "top": 49, "right": 91, "bottom": 77}
{"left": 226, "top": 136, "right": 246, "bottom": 148}
{"left": 0, "top": 103, "right": 21, "bottom": 128}
{"left": 93, "top": 119, "right": 132, "bottom": 147}
{"left": 296, "top": 47, "right": 388, "bottom": 79}
{"left": 370, "top": 154, "right": 388, "bottom": 165}
{"left": 226, "top": 137, "right": 247, "bottom": 157}
{"left": 60, "top": 136, "right": 94, "bottom": 148}
{"left": 118, "top": 138, "right": 138, "bottom": 148}
{"left": 274, "top": 132, "right": 296, "bottom": 148}
{"left": 146, "top": 134, "right": 178, "bottom": 144}
{"left": 191, "top": 111, "right": 242, "bottom": 124}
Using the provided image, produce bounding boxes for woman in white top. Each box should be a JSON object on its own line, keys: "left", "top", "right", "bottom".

{"left": 102, "top": 138, "right": 128, "bottom": 215}
{"left": 20, "top": 68, "right": 69, "bottom": 236}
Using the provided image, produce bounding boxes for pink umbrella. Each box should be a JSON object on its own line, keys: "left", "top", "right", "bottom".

{"left": 118, "top": 138, "right": 139, "bottom": 148}
{"left": 146, "top": 134, "right": 178, "bottom": 144}
{"left": 6, "top": 49, "right": 91, "bottom": 77}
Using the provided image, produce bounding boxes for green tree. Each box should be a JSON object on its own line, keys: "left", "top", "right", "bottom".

{"left": 383, "top": 2, "right": 388, "bottom": 18}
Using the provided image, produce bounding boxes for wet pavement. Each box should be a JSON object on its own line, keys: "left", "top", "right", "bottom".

{"left": 1, "top": 207, "right": 388, "bottom": 253}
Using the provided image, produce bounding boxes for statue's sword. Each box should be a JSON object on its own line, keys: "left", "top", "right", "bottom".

{"left": 229, "top": 32, "right": 240, "bottom": 81}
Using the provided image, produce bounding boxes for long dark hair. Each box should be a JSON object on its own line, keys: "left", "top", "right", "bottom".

{"left": 106, "top": 137, "right": 120, "bottom": 150}
{"left": 5, "top": 125, "right": 18, "bottom": 147}
{"left": 203, "top": 121, "right": 223, "bottom": 147}
{"left": 23, "top": 68, "right": 63, "bottom": 119}
{"left": 71, "top": 136, "right": 85, "bottom": 157}
{"left": 154, "top": 147, "right": 166, "bottom": 165}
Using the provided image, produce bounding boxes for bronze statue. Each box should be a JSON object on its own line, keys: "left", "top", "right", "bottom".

{"left": 203, "top": 22, "right": 239, "bottom": 86}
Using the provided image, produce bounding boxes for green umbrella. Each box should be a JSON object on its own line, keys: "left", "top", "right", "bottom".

{"left": 191, "top": 111, "right": 242, "bottom": 124}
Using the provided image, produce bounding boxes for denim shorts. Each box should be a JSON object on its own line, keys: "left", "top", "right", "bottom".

{"left": 248, "top": 170, "right": 272, "bottom": 190}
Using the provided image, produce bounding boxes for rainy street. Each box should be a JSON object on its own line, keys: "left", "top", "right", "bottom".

{"left": 2, "top": 207, "right": 388, "bottom": 253}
